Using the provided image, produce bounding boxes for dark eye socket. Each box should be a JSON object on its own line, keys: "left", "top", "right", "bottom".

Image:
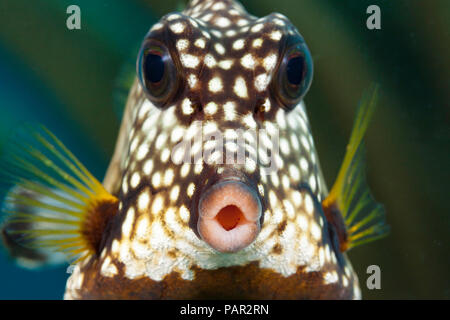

{"left": 137, "top": 40, "right": 180, "bottom": 108}
{"left": 273, "top": 41, "right": 313, "bottom": 109}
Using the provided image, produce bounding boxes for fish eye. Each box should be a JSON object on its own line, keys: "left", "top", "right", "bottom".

{"left": 273, "top": 41, "right": 313, "bottom": 109}
{"left": 137, "top": 39, "right": 180, "bottom": 108}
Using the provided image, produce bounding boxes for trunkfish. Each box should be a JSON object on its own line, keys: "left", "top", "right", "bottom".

{"left": 0, "top": 0, "right": 388, "bottom": 299}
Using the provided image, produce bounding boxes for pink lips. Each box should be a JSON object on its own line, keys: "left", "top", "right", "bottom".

{"left": 197, "top": 180, "right": 262, "bottom": 253}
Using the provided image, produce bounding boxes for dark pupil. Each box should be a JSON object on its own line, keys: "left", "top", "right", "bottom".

{"left": 145, "top": 53, "right": 164, "bottom": 83}
{"left": 286, "top": 56, "right": 304, "bottom": 85}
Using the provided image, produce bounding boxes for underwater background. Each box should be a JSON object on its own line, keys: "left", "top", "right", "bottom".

{"left": 0, "top": 0, "right": 448, "bottom": 299}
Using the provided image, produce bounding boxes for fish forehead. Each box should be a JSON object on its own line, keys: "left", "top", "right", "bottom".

{"left": 65, "top": 0, "right": 359, "bottom": 299}
{"left": 147, "top": 0, "right": 301, "bottom": 111}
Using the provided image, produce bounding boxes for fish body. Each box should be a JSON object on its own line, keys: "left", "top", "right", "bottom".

{"left": 0, "top": 0, "right": 388, "bottom": 300}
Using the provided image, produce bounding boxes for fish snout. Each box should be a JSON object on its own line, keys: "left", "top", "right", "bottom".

{"left": 197, "top": 180, "right": 262, "bottom": 253}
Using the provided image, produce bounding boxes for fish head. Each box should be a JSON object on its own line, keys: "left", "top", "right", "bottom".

{"left": 66, "top": 0, "right": 360, "bottom": 299}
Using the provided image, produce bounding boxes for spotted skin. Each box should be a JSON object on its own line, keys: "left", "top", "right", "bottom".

{"left": 65, "top": 0, "right": 360, "bottom": 299}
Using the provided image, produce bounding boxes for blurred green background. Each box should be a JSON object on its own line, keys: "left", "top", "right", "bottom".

{"left": 0, "top": 0, "right": 448, "bottom": 299}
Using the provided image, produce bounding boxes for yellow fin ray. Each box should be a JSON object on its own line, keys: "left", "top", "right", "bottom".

{"left": 34, "top": 128, "right": 102, "bottom": 193}
{"left": 41, "top": 128, "right": 105, "bottom": 194}
{"left": 0, "top": 125, "right": 118, "bottom": 264}
{"left": 323, "top": 85, "right": 389, "bottom": 251}
{"left": 19, "top": 180, "right": 85, "bottom": 211}
{"left": 14, "top": 142, "right": 94, "bottom": 198}
{"left": 4, "top": 211, "right": 80, "bottom": 226}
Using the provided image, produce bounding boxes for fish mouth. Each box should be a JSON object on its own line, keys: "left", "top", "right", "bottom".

{"left": 197, "top": 179, "right": 262, "bottom": 253}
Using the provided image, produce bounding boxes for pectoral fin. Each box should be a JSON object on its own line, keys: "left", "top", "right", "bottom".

{"left": 322, "top": 85, "right": 389, "bottom": 251}
{"left": 0, "top": 126, "right": 118, "bottom": 267}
